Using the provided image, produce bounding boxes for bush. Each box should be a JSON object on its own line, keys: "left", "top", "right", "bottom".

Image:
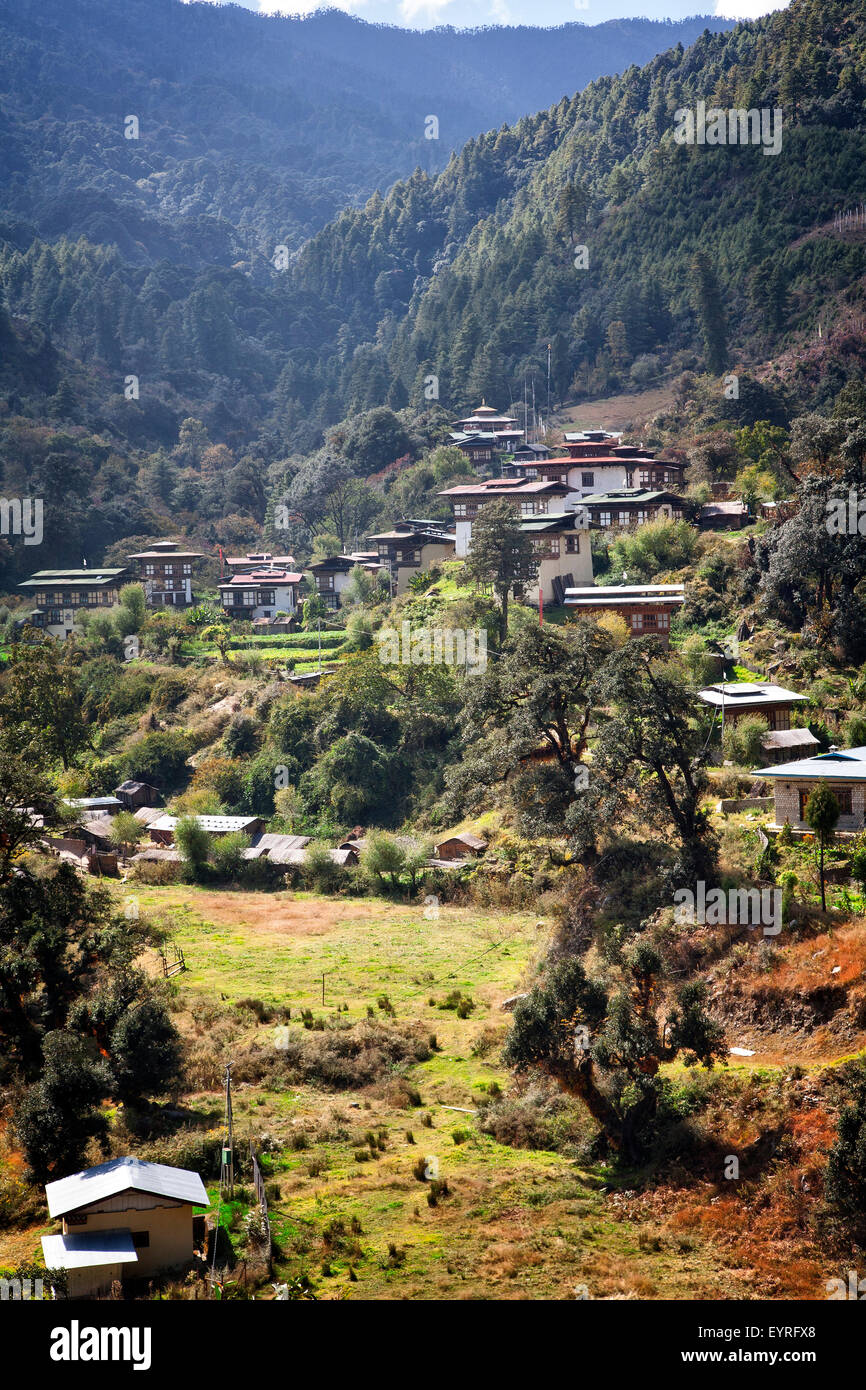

{"left": 722, "top": 715, "right": 770, "bottom": 768}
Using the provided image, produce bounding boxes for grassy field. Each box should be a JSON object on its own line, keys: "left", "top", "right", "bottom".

{"left": 4, "top": 883, "right": 845, "bottom": 1299}
{"left": 77, "top": 886, "right": 787, "bottom": 1298}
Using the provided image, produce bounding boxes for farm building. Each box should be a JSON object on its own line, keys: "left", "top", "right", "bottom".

{"left": 42, "top": 1157, "right": 208, "bottom": 1298}
{"left": 564, "top": 583, "right": 685, "bottom": 647}
{"left": 114, "top": 781, "right": 162, "bottom": 811}
{"left": 433, "top": 831, "right": 488, "bottom": 860}
{"left": 148, "top": 814, "right": 265, "bottom": 846}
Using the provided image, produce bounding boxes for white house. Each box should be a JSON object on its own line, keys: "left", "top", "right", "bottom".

{"left": 219, "top": 567, "right": 302, "bottom": 621}
{"left": 42, "top": 1157, "right": 208, "bottom": 1298}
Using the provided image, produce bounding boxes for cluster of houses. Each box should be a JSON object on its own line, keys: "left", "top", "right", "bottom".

{"left": 14, "top": 406, "right": 780, "bottom": 647}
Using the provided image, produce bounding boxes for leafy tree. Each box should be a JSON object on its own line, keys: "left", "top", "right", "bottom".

{"left": 363, "top": 832, "right": 406, "bottom": 889}
{"left": 301, "top": 592, "right": 329, "bottom": 631}
{"left": 587, "top": 641, "right": 717, "bottom": 882}
{"left": 461, "top": 498, "right": 539, "bottom": 644}
{"left": 109, "top": 811, "right": 145, "bottom": 860}
{"left": 14, "top": 1031, "right": 111, "bottom": 1182}
{"left": 0, "top": 640, "right": 91, "bottom": 769}
{"left": 110, "top": 1000, "right": 181, "bottom": 1104}
{"left": 175, "top": 816, "right": 211, "bottom": 876}
{"left": 804, "top": 782, "right": 839, "bottom": 912}
{"left": 0, "top": 742, "right": 58, "bottom": 878}
{"left": 202, "top": 623, "right": 231, "bottom": 664}
{"left": 117, "top": 583, "right": 147, "bottom": 634}
{"left": 504, "top": 945, "right": 725, "bottom": 1162}
{"left": 722, "top": 715, "right": 769, "bottom": 767}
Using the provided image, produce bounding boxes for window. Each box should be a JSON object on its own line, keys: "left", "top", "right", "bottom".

{"left": 183, "top": 563, "right": 192, "bottom": 575}
{"left": 454, "top": 504, "right": 468, "bottom": 518}
{"left": 599, "top": 511, "right": 611, "bottom": 527}
{"left": 257, "top": 590, "right": 275, "bottom": 606}
{"left": 145, "top": 563, "right": 155, "bottom": 576}
{"left": 800, "top": 786, "right": 853, "bottom": 818}
{"left": 769, "top": 710, "right": 790, "bottom": 731}
{"left": 644, "top": 613, "right": 657, "bottom": 628}
{"left": 639, "top": 471, "right": 650, "bottom": 487}
{"left": 66, "top": 1213, "right": 87, "bottom": 1227}
{"left": 223, "top": 590, "right": 234, "bottom": 604}
{"left": 618, "top": 512, "right": 630, "bottom": 526}
{"left": 565, "top": 535, "right": 580, "bottom": 553}
{"left": 87, "top": 591, "right": 100, "bottom": 605}
{"left": 631, "top": 612, "right": 643, "bottom": 631}
{"left": 241, "top": 590, "right": 255, "bottom": 607}
{"left": 131, "top": 1231, "right": 150, "bottom": 1249}
{"left": 414, "top": 550, "right": 421, "bottom": 563}
{"left": 581, "top": 472, "right": 594, "bottom": 487}
{"left": 658, "top": 612, "right": 669, "bottom": 630}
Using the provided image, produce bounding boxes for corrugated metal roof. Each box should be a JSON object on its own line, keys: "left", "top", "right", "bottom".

{"left": 753, "top": 747, "right": 866, "bottom": 779}
{"left": 46, "top": 1157, "right": 208, "bottom": 1217}
{"left": 41, "top": 1229, "right": 139, "bottom": 1270}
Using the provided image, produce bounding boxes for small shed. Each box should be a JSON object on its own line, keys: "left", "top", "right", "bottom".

{"left": 433, "top": 831, "right": 489, "bottom": 861}
{"left": 115, "top": 781, "right": 162, "bottom": 811}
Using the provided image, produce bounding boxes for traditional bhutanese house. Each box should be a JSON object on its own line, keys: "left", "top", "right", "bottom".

{"left": 43, "top": 1157, "right": 208, "bottom": 1298}
{"left": 752, "top": 746, "right": 866, "bottom": 832}
{"left": 218, "top": 567, "right": 302, "bottom": 621}
{"left": 133, "top": 805, "right": 164, "bottom": 827}
{"left": 79, "top": 818, "right": 116, "bottom": 850}
{"left": 578, "top": 489, "right": 685, "bottom": 529}
{"left": 17, "top": 568, "right": 131, "bottom": 640}
{"left": 114, "top": 780, "right": 162, "bottom": 811}
{"left": 512, "top": 442, "right": 551, "bottom": 462}
{"left": 699, "top": 500, "right": 750, "bottom": 530}
{"left": 148, "top": 814, "right": 265, "bottom": 846}
{"left": 564, "top": 583, "right": 686, "bottom": 647}
{"left": 450, "top": 401, "right": 524, "bottom": 456}
{"left": 367, "top": 522, "right": 456, "bottom": 595}
{"left": 760, "top": 727, "right": 821, "bottom": 763}
{"left": 439, "top": 477, "right": 570, "bottom": 557}
{"left": 127, "top": 540, "right": 202, "bottom": 609}
{"left": 433, "top": 831, "right": 489, "bottom": 861}
{"left": 698, "top": 683, "right": 811, "bottom": 735}
{"left": 519, "top": 513, "right": 594, "bottom": 605}
{"left": 242, "top": 832, "right": 311, "bottom": 864}
{"left": 307, "top": 555, "right": 357, "bottom": 610}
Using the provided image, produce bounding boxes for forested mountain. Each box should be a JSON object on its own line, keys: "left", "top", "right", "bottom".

{"left": 1, "top": 0, "right": 865, "bottom": 583}
{"left": 0, "top": 0, "right": 729, "bottom": 261}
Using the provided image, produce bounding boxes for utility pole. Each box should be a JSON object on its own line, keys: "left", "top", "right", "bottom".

{"left": 317, "top": 618, "right": 322, "bottom": 673}
{"left": 220, "top": 1063, "right": 234, "bottom": 1199}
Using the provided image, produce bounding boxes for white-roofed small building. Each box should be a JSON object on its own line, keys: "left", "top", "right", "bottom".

{"left": 43, "top": 1157, "right": 208, "bottom": 1296}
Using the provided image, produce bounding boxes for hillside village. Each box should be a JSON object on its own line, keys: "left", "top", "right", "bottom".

{"left": 2, "top": 0, "right": 866, "bottom": 1322}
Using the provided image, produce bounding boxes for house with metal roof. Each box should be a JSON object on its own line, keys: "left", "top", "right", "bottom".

{"left": 42, "top": 1157, "right": 208, "bottom": 1297}
{"left": 564, "top": 583, "right": 685, "bottom": 647}
{"left": 148, "top": 814, "right": 265, "bottom": 846}
{"left": 752, "top": 746, "right": 866, "bottom": 832}
{"left": 17, "top": 568, "right": 130, "bottom": 640}
{"left": 698, "top": 682, "right": 817, "bottom": 760}
{"left": 367, "top": 522, "right": 456, "bottom": 595}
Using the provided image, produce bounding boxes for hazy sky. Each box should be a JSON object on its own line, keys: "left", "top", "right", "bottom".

{"left": 183, "top": 1, "right": 791, "bottom": 29}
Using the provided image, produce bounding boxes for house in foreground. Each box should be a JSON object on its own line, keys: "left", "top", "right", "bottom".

{"left": 42, "top": 1157, "right": 208, "bottom": 1298}
{"left": 564, "top": 583, "right": 685, "bottom": 647}
{"left": 753, "top": 746, "right": 866, "bottom": 832}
